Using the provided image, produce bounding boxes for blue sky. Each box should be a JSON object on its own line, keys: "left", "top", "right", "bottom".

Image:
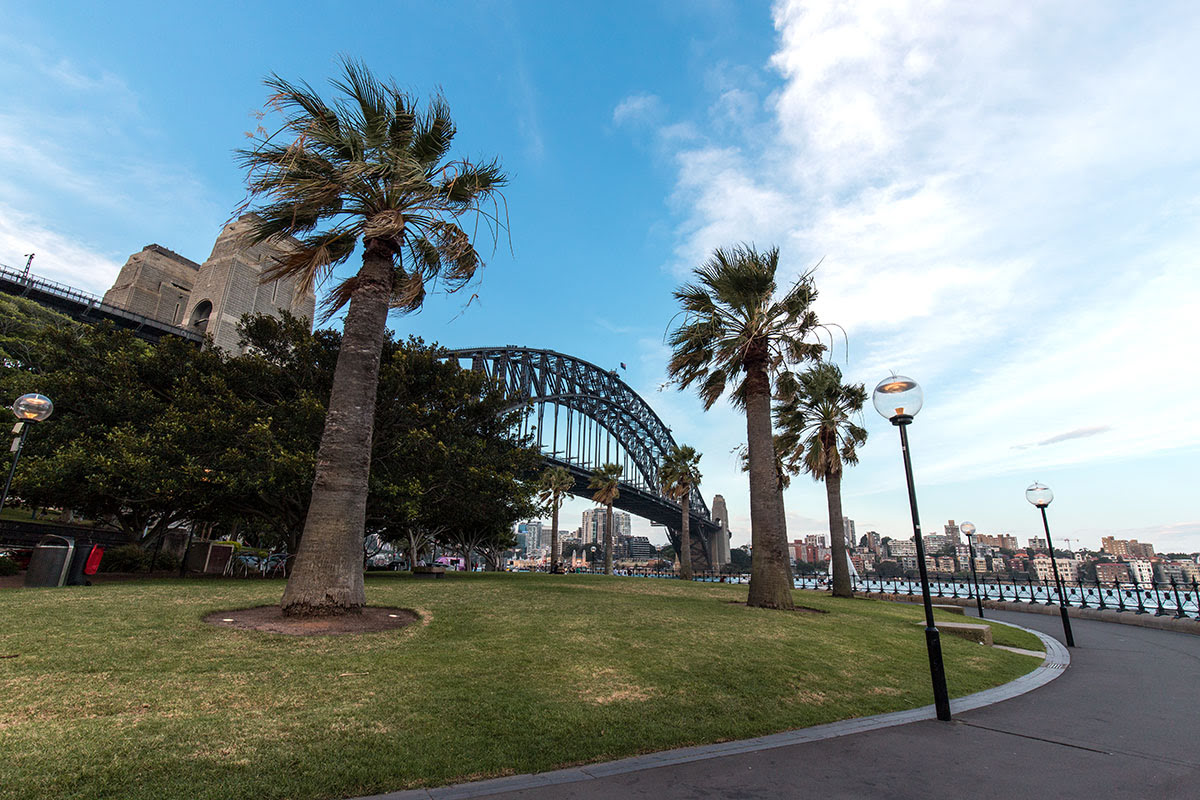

{"left": 2, "top": 1, "right": 1198, "bottom": 554}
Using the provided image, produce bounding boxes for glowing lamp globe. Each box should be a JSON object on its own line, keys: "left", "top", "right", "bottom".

{"left": 872, "top": 375, "right": 922, "bottom": 421}
{"left": 1026, "top": 482, "right": 1053, "bottom": 508}
{"left": 12, "top": 393, "right": 53, "bottom": 422}
{"left": 960, "top": 521, "right": 976, "bottom": 536}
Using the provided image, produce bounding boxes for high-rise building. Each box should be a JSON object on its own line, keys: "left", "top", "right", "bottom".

{"left": 1032, "top": 555, "right": 1079, "bottom": 584}
{"left": 976, "top": 533, "right": 1018, "bottom": 550}
{"left": 516, "top": 521, "right": 545, "bottom": 553}
{"left": 1027, "top": 537, "right": 1048, "bottom": 551}
{"left": 842, "top": 517, "right": 856, "bottom": 547}
{"left": 1128, "top": 559, "right": 1155, "bottom": 585}
{"left": 580, "top": 509, "right": 631, "bottom": 544}
{"left": 1100, "top": 536, "right": 1156, "bottom": 559}
{"left": 866, "top": 531, "right": 882, "bottom": 555}
{"left": 943, "top": 520, "right": 961, "bottom": 546}
{"left": 621, "top": 536, "right": 656, "bottom": 561}
{"left": 923, "top": 533, "right": 951, "bottom": 553}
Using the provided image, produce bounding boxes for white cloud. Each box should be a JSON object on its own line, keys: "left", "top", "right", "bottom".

{"left": 642, "top": 0, "right": 1200, "bottom": 549}
{"left": 613, "top": 93, "right": 664, "bottom": 126}
{"left": 0, "top": 206, "right": 122, "bottom": 295}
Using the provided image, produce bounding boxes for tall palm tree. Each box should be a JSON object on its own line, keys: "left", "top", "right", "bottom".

{"left": 238, "top": 59, "right": 507, "bottom": 615}
{"left": 667, "top": 244, "right": 824, "bottom": 610}
{"left": 775, "top": 362, "right": 868, "bottom": 599}
{"left": 660, "top": 444, "right": 702, "bottom": 581}
{"left": 588, "top": 463, "right": 622, "bottom": 575}
{"left": 537, "top": 466, "right": 574, "bottom": 574}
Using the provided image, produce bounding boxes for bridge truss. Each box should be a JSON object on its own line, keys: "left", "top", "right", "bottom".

{"left": 445, "top": 347, "right": 719, "bottom": 561}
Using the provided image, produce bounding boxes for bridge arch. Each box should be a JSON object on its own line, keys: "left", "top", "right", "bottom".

{"left": 444, "top": 347, "right": 720, "bottom": 558}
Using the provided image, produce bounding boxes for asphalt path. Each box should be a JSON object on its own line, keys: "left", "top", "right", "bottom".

{"left": 364, "top": 607, "right": 1200, "bottom": 800}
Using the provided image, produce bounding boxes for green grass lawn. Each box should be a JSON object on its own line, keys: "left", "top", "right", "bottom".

{"left": 0, "top": 573, "right": 1042, "bottom": 800}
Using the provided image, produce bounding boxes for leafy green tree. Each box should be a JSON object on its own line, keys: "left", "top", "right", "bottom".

{"left": 239, "top": 58, "right": 507, "bottom": 615}
{"left": 667, "top": 244, "right": 824, "bottom": 609}
{"left": 775, "top": 362, "right": 867, "bottom": 599}
{"left": 537, "top": 466, "right": 574, "bottom": 573}
{"left": 2, "top": 318, "right": 241, "bottom": 543}
{"left": 876, "top": 560, "right": 905, "bottom": 579}
{"left": 659, "top": 444, "right": 702, "bottom": 581}
{"left": 587, "top": 463, "right": 622, "bottom": 575}
{"left": 729, "top": 545, "right": 753, "bottom": 572}
{"left": 366, "top": 340, "right": 540, "bottom": 573}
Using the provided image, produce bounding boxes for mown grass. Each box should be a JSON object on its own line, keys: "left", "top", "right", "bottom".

{"left": 0, "top": 573, "right": 1041, "bottom": 800}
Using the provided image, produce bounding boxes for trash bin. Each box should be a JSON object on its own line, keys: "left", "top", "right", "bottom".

{"left": 65, "top": 544, "right": 104, "bottom": 586}
{"left": 23, "top": 534, "right": 75, "bottom": 587}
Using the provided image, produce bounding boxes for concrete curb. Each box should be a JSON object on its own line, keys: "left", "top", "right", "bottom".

{"left": 860, "top": 592, "right": 1200, "bottom": 635}
{"left": 353, "top": 622, "right": 1066, "bottom": 800}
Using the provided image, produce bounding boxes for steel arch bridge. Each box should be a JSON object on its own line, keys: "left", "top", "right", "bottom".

{"left": 445, "top": 346, "right": 722, "bottom": 565}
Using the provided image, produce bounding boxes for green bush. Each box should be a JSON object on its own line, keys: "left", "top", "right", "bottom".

{"left": 0, "top": 555, "right": 18, "bottom": 576}
{"left": 98, "top": 544, "right": 149, "bottom": 572}
{"left": 97, "top": 545, "right": 178, "bottom": 573}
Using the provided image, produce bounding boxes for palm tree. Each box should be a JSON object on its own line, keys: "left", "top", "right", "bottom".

{"left": 588, "top": 463, "right": 623, "bottom": 575}
{"left": 537, "top": 466, "right": 574, "bottom": 574}
{"left": 667, "top": 244, "right": 824, "bottom": 610}
{"left": 775, "top": 362, "right": 868, "bottom": 599}
{"left": 238, "top": 59, "right": 507, "bottom": 616}
{"left": 660, "top": 444, "right": 702, "bottom": 581}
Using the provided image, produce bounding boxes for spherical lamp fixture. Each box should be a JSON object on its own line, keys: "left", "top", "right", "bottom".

{"left": 872, "top": 375, "right": 923, "bottom": 423}
{"left": 1026, "top": 482, "right": 1054, "bottom": 508}
{"left": 12, "top": 393, "right": 53, "bottom": 422}
{"left": 960, "top": 521, "right": 976, "bottom": 536}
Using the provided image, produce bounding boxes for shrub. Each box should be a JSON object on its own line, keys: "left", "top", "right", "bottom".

{"left": 98, "top": 544, "right": 150, "bottom": 572}
{"left": 0, "top": 555, "right": 18, "bottom": 576}
{"left": 98, "top": 544, "right": 182, "bottom": 573}
{"left": 151, "top": 550, "right": 180, "bottom": 571}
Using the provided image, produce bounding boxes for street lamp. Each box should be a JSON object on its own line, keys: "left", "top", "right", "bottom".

{"left": 1026, "top": 482, "right": 1075, "bottom": 647}
{"left": 960, "top": 521, "right": 984, "bottom": 619}
{"left": 0, "top": 393, "right": 54, "bottom": 515}
{"left": 873, "top": 375, "right": 951, "bottom": 721}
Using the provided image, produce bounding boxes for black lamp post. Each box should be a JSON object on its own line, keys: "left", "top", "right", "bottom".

{"left": 873, "top": 375, "right": 951, "bottom": 721}
{"left": 0, "top": 393, "right": 54, "bottom": 515}
{"left": 960, "top": 521, "right": 984, "bottom": 618}
{"left": 1026, "top": 482, "right": 1075, "bottom": 647}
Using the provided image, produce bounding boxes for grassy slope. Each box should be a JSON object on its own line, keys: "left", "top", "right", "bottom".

{"left": 0, "top": 573, "right": 1041, "bottom": 800}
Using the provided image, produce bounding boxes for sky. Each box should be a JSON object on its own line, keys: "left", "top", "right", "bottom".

{"left": 2, "top": 0, "right": 1198, "bottom": 554}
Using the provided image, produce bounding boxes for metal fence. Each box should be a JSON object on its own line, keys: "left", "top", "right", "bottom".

{"left": 0, "top": 263, "right": 202, "bottom": 343}
{"left": 845, "top": 574, "right": 1200, "bottom": 620}
{"left": 562, "top": 566, "right": 1200, "bottom": 621}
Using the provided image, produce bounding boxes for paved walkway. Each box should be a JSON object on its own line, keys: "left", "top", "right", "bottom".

{"left": 362, "top": 609, "right": 1200, "bottom": 800}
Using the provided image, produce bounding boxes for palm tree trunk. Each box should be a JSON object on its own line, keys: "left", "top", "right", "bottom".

{"left": 604, "top": 504, "right": 614, "bottom": 574}
{"left": 281, "top": 241, "right": 394, "bottom": 615}
{"left": 743, "top": 353, "right": 794, "bottom": 610}
{"left": 826, "top": 472, "right": 853, "bottom": 598}
{"left": 550, "top": 495, "right": 560, "bottom": 574}
{"left": 679, "top": 493, "right": 693, "bottom": 581}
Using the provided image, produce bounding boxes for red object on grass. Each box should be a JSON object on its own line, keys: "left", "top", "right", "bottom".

{"left": 84, "top": 546, "right": 103, "bottom": 575}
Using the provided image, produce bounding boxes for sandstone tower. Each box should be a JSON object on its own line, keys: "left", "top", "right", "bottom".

{"left": 709, "top": 494, "right": 731, "bottom": 566}
{"left": 102, "top": 244, "right": 200, "bottom": 326}
{"left": 103, "top": 214, "right": 316, "bottom": 353}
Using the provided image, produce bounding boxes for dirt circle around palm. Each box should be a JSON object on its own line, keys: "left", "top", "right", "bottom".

{"left": 204, "top": 605, "right": 420, "bottom": 636}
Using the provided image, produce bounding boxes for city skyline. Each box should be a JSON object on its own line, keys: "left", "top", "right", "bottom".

{"left": 2, "top": 2, "right": 1198, "bottom": 552}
